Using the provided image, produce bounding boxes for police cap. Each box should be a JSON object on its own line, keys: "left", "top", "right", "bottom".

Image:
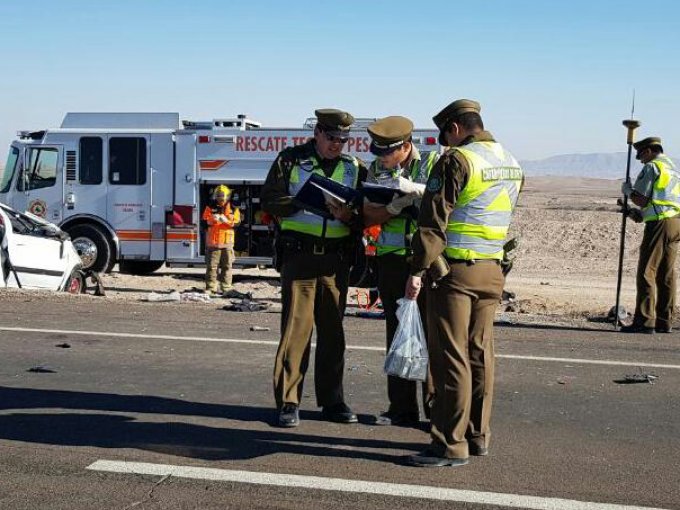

{"left": 433, "top": 99, "right": 481, "bottom": 145}
{"left": 367, "top": 116, "right": 414, "bottom": 156}
{"left": 633, "top": 136, "right": 663, "bottom": 153}
{"left": 315, "top": 108, "right": 354, "bottom": 136}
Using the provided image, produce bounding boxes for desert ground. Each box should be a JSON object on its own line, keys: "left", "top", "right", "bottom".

{"left": 2, "top": 177, "right": 657, "bottom": 326}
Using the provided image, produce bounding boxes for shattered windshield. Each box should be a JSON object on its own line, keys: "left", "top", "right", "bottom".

{"left": 1, "top": 147, "right": 19, "bottom": 194}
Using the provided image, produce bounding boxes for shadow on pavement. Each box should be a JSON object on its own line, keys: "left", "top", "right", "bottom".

{"left": 0, "top": 387, "right": 421, "bottom": 463}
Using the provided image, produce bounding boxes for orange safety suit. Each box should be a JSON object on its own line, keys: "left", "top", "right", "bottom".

{"left": 202, "top": 202, "right": 240, "bottom": 248}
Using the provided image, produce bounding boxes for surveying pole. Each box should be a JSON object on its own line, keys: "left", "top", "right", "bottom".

{"left": 614, "top": 118, "right": 641, "bottom": 330}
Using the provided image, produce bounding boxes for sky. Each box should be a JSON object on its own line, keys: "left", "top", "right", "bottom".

{"left": 1, "top": 0, "right": 679, "bottom": 162}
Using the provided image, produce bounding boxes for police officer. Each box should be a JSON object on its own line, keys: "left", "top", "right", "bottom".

{"left": 261, "top": 108, "right": 367, "bottom": 427}
{"left": 620, "top": 137, "right": 680, "bottom": 334}
{"left": 405, "top": 100, "right": 523, "bottom": 467}
{"left": 202, "top": 184, "right": 240, "bottom": 294}
{"left": 363, "top": 116, "right": 439, "bottom": 427}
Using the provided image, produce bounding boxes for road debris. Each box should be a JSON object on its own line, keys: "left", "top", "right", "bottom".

{"left": 250, "top": 325, "right": 271, "bottom": 331}
{"left": 27, "top": 365, "right": 56, "bottom": 373}
{"left": 607, "top": 305, "right": 631, "bottom": 325}
{"left": 222, "top": 299, "right": 271, "bottom": 312}
{"left": 614, "top": 373, "right": 659, "bottom": 385}
{"left": 55, "top": 343, "right": 71, "bottom": 348}
{"left": 223, "top": 289, "right": 254, "bottom": 300}
{"left": 145, "top": 291, "right": 181, "bottom": 302}
{"left": 180, "top": 292, "right": 211, "bottom": 303}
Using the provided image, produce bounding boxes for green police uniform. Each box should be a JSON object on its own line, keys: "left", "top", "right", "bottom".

{"left": 630, "top": 137, "right": 680, "bottom": 331}
{"left": 261, "top": 109, "right": 368, "bottom": 423}
{"left": 410, "top": 100, "right": 523, "bottom": 460}
{"left": 366, "top": 116, "right": 439, "bottom": 424}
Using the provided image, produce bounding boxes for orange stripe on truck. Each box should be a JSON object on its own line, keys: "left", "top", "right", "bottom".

{"left": 199, "top": 159, "right": 228, "bottom": 171}
{"left": 117, "top": 230, "right": 152, "bottom": 240}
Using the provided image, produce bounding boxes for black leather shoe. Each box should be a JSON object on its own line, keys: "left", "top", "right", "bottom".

{"left": 408, "top": 450, "right": 469, "bottom": 468}
{"left": 372, "top": 411, "right": 420, "bottom": 427}
{"left": 278, "top": 403, "right": 300, "bottom": 427}
{"left": 321, "top": 402, "right": 358, "bottom": 424}
{"left": 655, "top": 326, "right": 673, "bottom": 333}
{"left": 620, "top": 324, "right": 655, "bottom": 334}
{"left": 469, "top": 443, "right": 488, "bottom": 456}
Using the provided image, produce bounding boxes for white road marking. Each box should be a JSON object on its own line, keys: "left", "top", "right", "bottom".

{"left": 2, "top": 326, "right": 680, "bottom": 370}
{"left": 86, "top": 460, "right": 670, "bottom": 510}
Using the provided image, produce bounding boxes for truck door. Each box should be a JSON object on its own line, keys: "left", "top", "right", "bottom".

{"left": 148, "top": 133, "right": 174, "bottom": 262}
{"left": 12, "top": 145, "right": 64, "bottom": 223}
{"left": 65, "top": 136, "right": 108, "bottom": 225}
{"left": 166, "top": 132, "right": 198, "bottom": 263}
{"left": 106, "top": 135, "right": 151, "bottom": 259}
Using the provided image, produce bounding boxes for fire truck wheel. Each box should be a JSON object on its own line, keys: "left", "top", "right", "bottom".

{"left": 65, "top": 270, "right": 84, "bottom": 294}
{"left": 118, "top": 260, "right": 164, "bottom": 275}
{"left": 67, "top": 224, "right": 112, "bottom": 273}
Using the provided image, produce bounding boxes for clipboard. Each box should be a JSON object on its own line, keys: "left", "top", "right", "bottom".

{"left": 294, "top": 172, "right": 360, "bottom": 219}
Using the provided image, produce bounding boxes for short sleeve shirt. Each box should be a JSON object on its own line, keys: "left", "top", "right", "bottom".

{"left": 632, "top": 162, "right": 658, "bottom": 199}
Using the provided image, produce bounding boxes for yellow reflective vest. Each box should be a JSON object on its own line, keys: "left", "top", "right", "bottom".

{"left": 642, "top": 155, "right": 680, "bottom": 222}
{"left": 445, "top": 141, "right": 523, "bottom": 260}
{"left": 280, "top": 154, "right": 359, "bottom": 238}
{"left": 372, "top": 151, "right": 439, "bottom": 256}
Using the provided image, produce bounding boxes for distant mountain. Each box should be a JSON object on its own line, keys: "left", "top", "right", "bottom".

{"left": 519, "top": 152, "right": 680, "bottom": 179}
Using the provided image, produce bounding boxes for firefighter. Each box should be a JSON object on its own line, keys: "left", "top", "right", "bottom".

{"left": 261, "top": 108, "right": 368, "bottom": 427}
{"left": 620, "top": 137, "right": 680, "bottom": 334}
{"left": 202, "top": 184, "right": 240, "bottom": 294}
{"left": 362, "top": 116, "right": 439, "bottom": 427}
{"left": 405, "top": 100, "right": 523, "bottom": 466}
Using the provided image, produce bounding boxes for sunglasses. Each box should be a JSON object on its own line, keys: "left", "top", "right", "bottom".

{"left": 323, "top": 131, "right": 349, "bottom": 144}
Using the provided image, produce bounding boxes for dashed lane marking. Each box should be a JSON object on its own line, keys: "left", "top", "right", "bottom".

{"left": 86, "top": 460, "right": 670, "bottom": 510}
{"left": 2, "top": 326, "right": 680, "bottom": 370}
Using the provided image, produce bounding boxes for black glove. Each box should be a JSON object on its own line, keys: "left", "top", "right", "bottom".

{"left": 617, "top": 199, "right": 643, "bottom": 223}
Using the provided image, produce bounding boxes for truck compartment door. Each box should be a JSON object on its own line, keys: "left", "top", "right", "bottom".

{"left": 166, "top": 132, "right": 198, "bottom": 263}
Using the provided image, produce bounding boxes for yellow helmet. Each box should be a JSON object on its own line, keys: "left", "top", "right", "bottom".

{"left": 214, "top": 184, "right": 231, "bottom": 197}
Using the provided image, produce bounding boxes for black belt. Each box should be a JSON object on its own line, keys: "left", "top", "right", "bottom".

{"left": 280, "top": 235, "right": 349, "bottom": 255}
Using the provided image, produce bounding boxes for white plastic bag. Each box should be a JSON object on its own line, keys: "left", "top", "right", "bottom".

{"left": 384, "top": 298, "right": 428, "bottom": 381}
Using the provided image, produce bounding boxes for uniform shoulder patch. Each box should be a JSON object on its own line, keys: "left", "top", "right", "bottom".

{"left": 427, "top": 175, "right": 442, "bottom": 192}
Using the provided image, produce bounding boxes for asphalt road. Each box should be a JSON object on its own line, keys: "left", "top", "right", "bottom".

{"left": 0, "top": 297, "right": 679, "bottom": 510}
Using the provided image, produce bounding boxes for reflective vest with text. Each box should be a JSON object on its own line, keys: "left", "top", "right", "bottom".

{"left": 445, "top": 142, "right": 522, "bottom": 260}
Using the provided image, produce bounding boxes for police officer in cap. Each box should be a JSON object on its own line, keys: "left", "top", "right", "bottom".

{"left": 363, "top": 116, "right": 439, "bottom": 427}
{"left": 261, "top": 108, "right": 368, "bottom": 427}
{"left": 620, "top": 136, "right": 680, "bottom": 334}
{"left": 405, "top": 100, "right": 523, "bottom": 466}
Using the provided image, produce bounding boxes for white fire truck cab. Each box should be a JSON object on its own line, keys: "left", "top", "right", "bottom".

{"left": 0, "top": 112, "right": 440, "bottom": 274}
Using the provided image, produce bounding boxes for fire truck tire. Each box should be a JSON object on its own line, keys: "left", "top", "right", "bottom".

{"left": 67, "top": 224, "right": 112, "bottom": 274}
{"left": 118, "top": 260, "right": 164, "bottom": 275}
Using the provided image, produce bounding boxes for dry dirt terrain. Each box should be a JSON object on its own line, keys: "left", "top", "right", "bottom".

{"left": 2, "top": 177, "right": 662, "bottom": 326}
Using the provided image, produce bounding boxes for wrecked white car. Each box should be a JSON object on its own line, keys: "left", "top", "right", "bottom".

{"left": 0, "top": 202, "right": 84, "bottom": 293}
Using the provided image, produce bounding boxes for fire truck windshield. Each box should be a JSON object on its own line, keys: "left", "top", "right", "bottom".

{"left": 0, "top": 147, "right": 19, "bottom": 194}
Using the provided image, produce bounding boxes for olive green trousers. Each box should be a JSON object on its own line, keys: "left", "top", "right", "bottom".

{"left": 273, "top": 251, "right": 349, "bottom": 409}
{"left": 376, "top": 253, "right": 433, "bottom": 417}
{"left": 426, "top": 261, "right": 504, "bottom": 459}
{"left": 635, "top": 217, "right": 680, "bottom": 329}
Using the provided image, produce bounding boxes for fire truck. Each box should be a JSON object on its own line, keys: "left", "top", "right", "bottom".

{"left": 0, "top": 112, "right": 440, "bottom": 274}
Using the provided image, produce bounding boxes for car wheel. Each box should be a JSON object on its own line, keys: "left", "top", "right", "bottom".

{"left": 118, "top": 260, "right": 164, "bottom": 275}
{"left": 67, "top": 224, "right": 112, "bottom": 273}
{"left": 65, "top": 270, "right": 84, "bottom": 294}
